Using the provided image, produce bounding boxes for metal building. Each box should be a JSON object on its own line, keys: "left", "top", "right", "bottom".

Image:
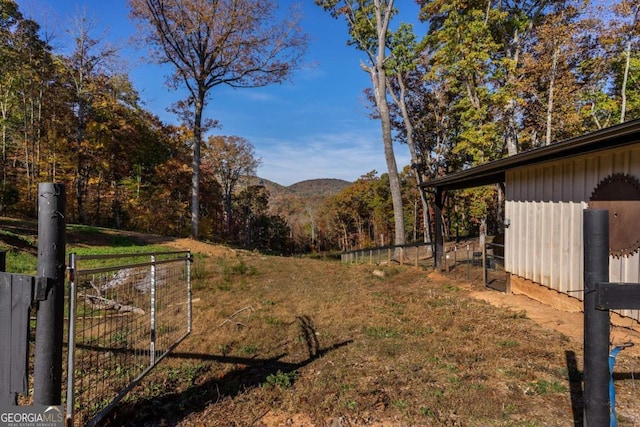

{"left": 421, "top": 119, "right": 640, "bottom": 322}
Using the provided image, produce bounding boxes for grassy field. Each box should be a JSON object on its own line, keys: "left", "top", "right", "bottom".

{"left": 103, "top": 249, "right": 639, "bottom": 426}
{"left": 1, "top": 218, "right": 638, "bottom": 426}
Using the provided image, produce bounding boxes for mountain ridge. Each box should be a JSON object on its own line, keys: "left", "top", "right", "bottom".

{"left": 244, "top": 176, "right": 352, "bottom": 198}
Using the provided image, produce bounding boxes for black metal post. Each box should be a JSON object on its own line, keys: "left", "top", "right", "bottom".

{"left": 33, "top": 183, "right": 66, "bottom": 405}
{"left": 434, "top": 189, "right": 444, "bottom": 270}
{"left": 583, "top": 209, "right": 610, "bottom": 426}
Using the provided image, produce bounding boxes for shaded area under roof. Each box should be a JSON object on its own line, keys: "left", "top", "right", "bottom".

{"left": 420, "top": 119, "right": 640, "bottom": 192}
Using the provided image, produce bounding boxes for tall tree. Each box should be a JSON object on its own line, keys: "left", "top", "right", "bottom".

{"left": 316, "top": 0, "right": 407, "bottom": 250}
{"left": 423, "top": 0, "right": 505, "bottom": 166}
{"left": 612, "top": 0, "right": 640, "bottom": 123}
{"left": 201, "top": 135, "right": 261, "bottom": 239}
{"left": 384, "top": 23, "right": 434, "bottom": 242}
{"left": 129, "top": 0, "right": 308, "bottom": 239}
{"left": 0, "top": 0, "right": 25, "bottom": 212}
{"left": 520, "top": 1, "right": 586, "bottom": 146}
{"left": 61, "top": 12, "right": 118, "bottom": 223}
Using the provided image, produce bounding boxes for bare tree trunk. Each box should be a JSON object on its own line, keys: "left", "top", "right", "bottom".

{"left": 75, "top": 101, "right": 87, "bottom": 224}
{"left": 621, "top": 39, "right": 631, "bottom": 123}
{"left": 224, "top": 193, "right": 232, "bottom": 238}
{"left": 504, "top": 27, "right": 523, "bottom": 156}
{"left": 191, "top": 91, "right": 204, "bottom": 240}
{"left": 0, "top": 83, "right": 10, "bottom": 214}
{"left": 365, "top": 0, "right": 405, "bottom": 256}
{"left": 374, "top": 78, "right": 405, "bottom": 249}
{"left": 388, "top": 72, "right": 431, "bottom": 245}
{"left": 545, "top": 45, "right": 559, "bottom": 146}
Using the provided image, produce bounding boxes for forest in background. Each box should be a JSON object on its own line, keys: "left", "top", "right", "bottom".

{"left": 0, "top": 0, "right": 639, "bottom": 254}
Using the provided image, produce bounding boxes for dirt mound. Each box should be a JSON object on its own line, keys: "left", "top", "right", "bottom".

{"left": 161, "top": 238, "right": 238, "bottom": 258}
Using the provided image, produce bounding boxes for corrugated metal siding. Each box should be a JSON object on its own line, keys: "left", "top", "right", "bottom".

{"left": 507, "top": 200, "right": 585, "bottom": 295}
{"left": 505, "top": 144, "right": 640, "bottom": 320}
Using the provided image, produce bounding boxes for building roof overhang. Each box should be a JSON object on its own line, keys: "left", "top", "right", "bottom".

{"left": 420, "top": 119, "right": 640, "bottom": 192}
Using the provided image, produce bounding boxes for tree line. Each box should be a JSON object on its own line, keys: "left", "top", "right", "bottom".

{"left": 315, "top": 0, "right": 639, "bottom": 251}
{"left": 1, "top": 0, "right": 639, "bottom": 254}
{"left": 0, "top": 0, "right": 302, "bottom": 252}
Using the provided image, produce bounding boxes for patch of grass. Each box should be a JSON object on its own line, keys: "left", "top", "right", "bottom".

{"left": 362, "top": 325, "right": 401, "bottom": 339}
{"left": 262, "top": 370, "right": 298, "bottom": 388}
{"left": 0, "top": 229, "right": 36, "bottom": 247}
{"left": 191, "top": 254, "right": 207, "bottom": 281}
{"left": 217, "top": 343, "right": 232, "bottom": 356}
{"left": 2, "top": 248, "right": 36, "bottom": 274}
{"left": 419, "top": 407, "right": 435, "bottom": 417}
{"left": 344, "top": 399, "right": 357, "bottom": 410}
{"left": 393, "top": 399, "right": 408, "bottom": 410}
{"left": 444, "top": 283, "right": 461, "bottom": 292}
{"left": 215, "top": 258, "right": 259, "bottom": 290}
{"left": 240, "top": 344, "right": 259, "bottom": 355}
{"left": 509, "top": 310, "right": 528, "bottom": 319}
{"left": 526, "top": 379, "right": 568, "bottom": 395}
{"left": 265, "top": 316, "right": 284, "bottom": 326}
{"left": 70, "top": 245, "right": 167, "bottom": 257}
{"left": 222, "top": 259, "right": 257, "bottom": 279}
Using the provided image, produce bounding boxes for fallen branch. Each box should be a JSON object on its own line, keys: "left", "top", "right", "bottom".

{"left": 218, "top": 306, "right": 254, "bottom": 329}
{"left": 79, "top": 293, "right": 145, "bottom": 315}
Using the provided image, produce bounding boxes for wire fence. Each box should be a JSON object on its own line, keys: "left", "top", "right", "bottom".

{"left": 65, "top": 251, "right": 192, "bottom": 427}
{"left": 340, "top": 239, "right": 508, "bottom": 290}
{"left": 340, "top": 242, "right": 435, "bottom": 268}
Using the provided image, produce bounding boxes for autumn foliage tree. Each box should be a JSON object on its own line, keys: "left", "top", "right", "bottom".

{"left": 128, "top": 0, "right": 308, "bottom": 239}
{"left": 4, "top": 0, "right": 640, "bottom": 254}
{"left": 201, "top": 135, "right": 261, "bottom": 240}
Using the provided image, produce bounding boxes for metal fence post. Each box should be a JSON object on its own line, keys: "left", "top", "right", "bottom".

{"left": 34, "top": 183, "right": 66, "bottom": 405}
{"left": 466, "top": 244, "right": 470, "bottom": 281}
{"left": 583, "top": 209, "right": 610, "bottom": 426}
{"left": 454, "top": 245, "right": 458, "bottom": 279}
{"left": 0, "top": 249, "right": 9, "bottom": 406}
{"left": 482, "top": 243, "right": 488, "bottom": 287}
{"left": 66, "top": 253, "right": 77, "bottom": 426}
{"left": 150, "top": 254, "right": 157, "bottom": 366}
{"left": 186, "top": 251, "right": 192, "bottom": 334}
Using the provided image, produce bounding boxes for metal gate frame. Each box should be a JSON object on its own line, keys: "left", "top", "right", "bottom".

{"left": 65, "top": 250, "right": 192, "bottom": 427}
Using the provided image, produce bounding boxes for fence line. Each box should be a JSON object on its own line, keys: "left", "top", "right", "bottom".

{"left": 340, "top": 242, "right": 435, "bottom": 268}
{"left": 340, "top": 239, "right": 508, "bottom": 288}
{"left": 340, "top": 240, "right": 483, "bottom": 270}
{"left": 66, "top": 250, "right": 192, "bottom": 427}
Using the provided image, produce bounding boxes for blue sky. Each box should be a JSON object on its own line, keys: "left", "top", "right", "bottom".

{"left": 16, "top": 0, "right": 423, "bottom": 186}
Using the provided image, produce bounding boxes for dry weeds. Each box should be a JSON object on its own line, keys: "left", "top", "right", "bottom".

{"left": 103, "top": 246, "right": 640, "bottom": 427}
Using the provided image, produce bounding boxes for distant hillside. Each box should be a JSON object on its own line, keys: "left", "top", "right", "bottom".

{"left": 240, "top": 177, "right": 352, "bottom": 246}
{"left": 243, "top": 176, "right": 351, "bottom": 199}
{"left": 287, "top": 178, "right": 351, "bottom": 197}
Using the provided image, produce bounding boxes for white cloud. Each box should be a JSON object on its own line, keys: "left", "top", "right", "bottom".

{"left": 252, "top": 129, "right": 411, "bottom": 186}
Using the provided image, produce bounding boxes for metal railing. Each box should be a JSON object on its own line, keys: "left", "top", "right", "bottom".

{"left": 65, "top": 251, "right": 192, "bottom": 427}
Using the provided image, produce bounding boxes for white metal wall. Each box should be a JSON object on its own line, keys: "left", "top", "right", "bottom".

{"left": 505, "top": 144, "right": 640, "bottom": 319}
